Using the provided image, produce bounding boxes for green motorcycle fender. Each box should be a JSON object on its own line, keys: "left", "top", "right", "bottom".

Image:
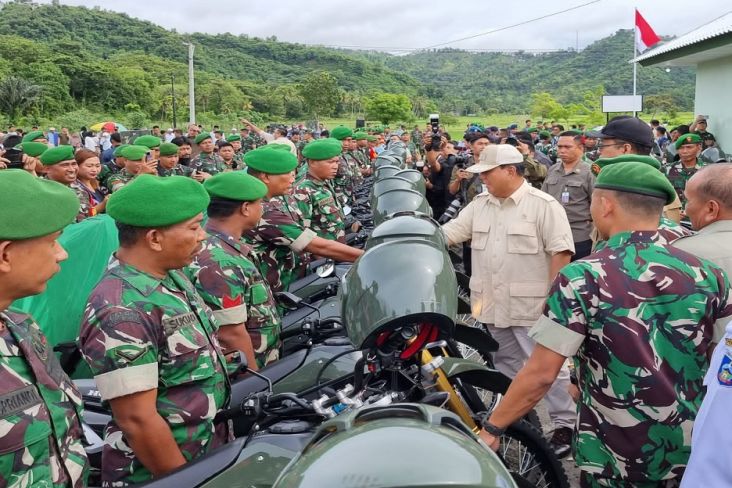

{"left": 442, "top": 357, "right": 512, "bottom": 393}
{"left": 273, "top": 346, "right": 362, "bottom": 395}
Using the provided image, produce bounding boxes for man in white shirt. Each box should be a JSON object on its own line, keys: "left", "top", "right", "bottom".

{"left": 240, "top": 118, "right": 297, "bottom": 156}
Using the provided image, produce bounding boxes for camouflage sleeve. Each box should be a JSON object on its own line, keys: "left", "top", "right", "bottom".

{"left": 537, "top": 199, "right": 575, "bottom": 255}
{"left": 291, "top": 189, "right": 314, "bottom": 230}
{"left": 529, "top": 265, "right": 590, "bottom": 357}
{"left": 256, "top": 201, "right": 317, "bottom": 252}
{"left": 79, "top": 306, "right": 160, "bottom": 401}
{"left": 187, "top": 258, "right": 248, "bottom": 327}
{"left": 712, "top": 267, "right": 732, "bottom": 342}
{"left": 448, "top": 165, "right": 460, "bottom": 186}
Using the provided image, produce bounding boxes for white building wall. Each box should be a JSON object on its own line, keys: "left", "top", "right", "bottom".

{"left": 695, "top": 55, "right": 732, "bottom": 154}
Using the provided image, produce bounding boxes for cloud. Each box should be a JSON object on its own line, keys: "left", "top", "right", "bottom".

{"left": 49, "top": 0, "right": 731, "bottom": 53}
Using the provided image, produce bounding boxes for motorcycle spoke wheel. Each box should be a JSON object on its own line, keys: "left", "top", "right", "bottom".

{"left": 499, "top": 420, "right": 570, "bottom": 488}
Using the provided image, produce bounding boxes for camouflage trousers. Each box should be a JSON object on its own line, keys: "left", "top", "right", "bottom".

{"left": 580, "top": 472, "right": 681, "bottom": 488}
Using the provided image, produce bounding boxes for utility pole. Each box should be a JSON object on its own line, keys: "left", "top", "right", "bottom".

{"left": 183, "top": 42, "right": 195, "bottom": 125}
{"left": 171, "top": 74, "right": 177, "bottom": 129}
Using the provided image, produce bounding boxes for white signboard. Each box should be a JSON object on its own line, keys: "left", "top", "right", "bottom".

{"left": 602, "top": 95, "right": 643, "bottom": 113}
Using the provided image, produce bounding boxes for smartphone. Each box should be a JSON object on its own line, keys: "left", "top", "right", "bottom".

{"left": 145, "top": 152, "right": 152, "bottom": 162}
{"left": 4, "top": 148, "right": 24, "bottom": 169}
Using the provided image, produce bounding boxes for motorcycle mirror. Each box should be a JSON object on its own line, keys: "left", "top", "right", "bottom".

{"left": 316, "top": 261, "right": 335, "bottom": 278}
{"left": 275, "top": 291, "right": 303, "bottom": 310}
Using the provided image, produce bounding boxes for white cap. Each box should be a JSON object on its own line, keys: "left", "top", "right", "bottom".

{"left": 466, "top": 144, "right": 523, "bottom": 173}
{"left": 48, "top": 127, "right": 56, "bottom": 131}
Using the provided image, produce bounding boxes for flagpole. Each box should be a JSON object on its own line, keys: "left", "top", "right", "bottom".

{"left": 633, "top": 8, "right": 638, "bottom": 118}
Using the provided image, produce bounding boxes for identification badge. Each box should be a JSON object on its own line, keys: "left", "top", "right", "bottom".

{"left": 0, "top": 385, "right": 42, "bottom": 418}
{"left": 561, "top": 187, "right": 570, "bottom": 204}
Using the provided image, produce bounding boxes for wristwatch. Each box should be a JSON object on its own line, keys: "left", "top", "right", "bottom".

{"left": 481, "top": 420, "right": 505, "bottom": 437}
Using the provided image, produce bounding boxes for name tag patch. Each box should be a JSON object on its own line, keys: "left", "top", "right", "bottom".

{"left": 162, "top": 312, "right": 198, "bottom": 337}
{"left": 0, "top": 385, "right": 42, "bottom": 418}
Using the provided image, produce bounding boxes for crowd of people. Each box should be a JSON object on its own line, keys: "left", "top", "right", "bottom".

{"left": 0, "top": 112, "right": 730, "bottom": 487}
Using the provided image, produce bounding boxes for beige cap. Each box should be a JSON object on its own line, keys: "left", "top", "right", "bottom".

{"left": 465, "top": 144, "right": 524, "bottom": 173}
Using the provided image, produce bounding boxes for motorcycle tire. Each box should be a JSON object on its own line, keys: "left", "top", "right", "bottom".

{"left": 448, "top": 375, "right": 564, "bottom": 485}
{"left": 499, "top": 419, "right": 571, "bottom": 488}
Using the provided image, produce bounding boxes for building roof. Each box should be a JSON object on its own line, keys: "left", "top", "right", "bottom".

{"left": 632, "top": 12, "right": 732, "bottom": 67}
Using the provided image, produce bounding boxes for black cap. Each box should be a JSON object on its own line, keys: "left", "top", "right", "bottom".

{"left": 599, "top": 116, "right": 654, "bottom": 147}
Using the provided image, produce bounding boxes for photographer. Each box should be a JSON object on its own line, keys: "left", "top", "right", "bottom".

{"left": 447, "top": 132, "right": 490, "bottom": 204}
{"left": 422, "top": 137, "right": 460, "bottom": 219}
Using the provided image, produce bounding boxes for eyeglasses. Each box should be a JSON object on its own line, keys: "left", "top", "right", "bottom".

{"left": 597, "top": 142, "right": 628, "bottom": 150}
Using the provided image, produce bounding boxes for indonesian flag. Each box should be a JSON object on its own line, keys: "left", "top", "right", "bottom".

{"left": 635, "top": 9, "right": 661, "bottom": 53}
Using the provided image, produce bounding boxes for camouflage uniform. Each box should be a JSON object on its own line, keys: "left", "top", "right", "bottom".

{"left": 245, "top": 196, "right": 316, "bottom": 293}
{"left": 106, "top": 169, "right": 135, "bottom": 193}
{"left": 530, "top": 231, "right": 732, "bottom": 485}
{"left": 187, "top": 228, "right": 281, "bottom": 369}
{"left": 240, "top": 135, "right": 258, "bottom": 154}
{"left": 98, "top": 163, "right": 121, "bottom": 192}
{"left": 448, "top": 155, "right": 483, "bottom": 204}
{"left": 79, "top": 258, "right": 231, "bottom": 487}
{"left": 158, "top": 164, "right": 193, "bottom": 177}
{"left": 293, "top": 174, "right": 346, "bottom": 243}
{"left": 190, "top": 152, "right": 227, "bottom": 176}
{"left": 70, "top": 180, "right": 93, "bottom": 222}
{"left": 333, "top": 152, "right": 361, "bottom": 205}
{"left": 664, "top": 159, "right": 705, "bottom": 210}
{"left": 0, "top": 311, "right": 89, "bottom": 488}
{"left": 232, "top": 152, "right": 245, "bottom": 170}
{"left": 522, "top": 154, "right": 547, "bottom": 189}
{"left": 354, "top": 148, "right": 371, "bottom": 173}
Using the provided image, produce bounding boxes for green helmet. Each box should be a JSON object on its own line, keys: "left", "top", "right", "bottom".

{"left": 373, "top": 154, "right": 402, "bottom": 169}
{"left": 374, "top": 165, "right": 401, "bottom": 179}
{"left": 367, "top": 212, "right": 446, "bottom": 251}
{"left": 373, "top": 189, "right": 432, "bottom": 226}
{"left": 340, "top": 237, "right": 456, "bottom": 349}
{"left": 385, "top": 141, "right": 408, "bottom": 162}
{"left": 273, "top": 403, "right": 516, "bottom": 488}
{"left": 371, "top": 177, "right": 423, "bottom": 208}
{"left": 393, "top": 169, "right": 426, "bottom": 195}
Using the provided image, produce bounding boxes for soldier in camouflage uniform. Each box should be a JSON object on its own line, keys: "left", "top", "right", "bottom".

{"left": 226, "top": 134, "right": 246, "bottom": 169}
{"left": 353, "top": 132, "right": 373, "bottom": 176}
{"left": 481, "top": 162, "right": 732, "bottom": 487}
{"left": 294, "top": 139, "right": 347, "bottom": 243}
{"left": 329, "top": 126, "right": 360, "bottom": 205}
{"left": 187, "top": 172, "right": 281, "bottom": 370}
{"left": 0, "top": 170, "right": 89, "bottom": 487}
{"left": 99, "top": 144, "right": 128, "bottom": 192}
{"left": 190, "top": 133, "right": 227, "bottom": 178}
{"left": 157, "top": 142, "right": 193, "bottom": 177}
{"left": 79, "top": 175, "right": 231, "bottom": 486}
{"left": 244, "top": 146, "right": 363, "bottom": 292}
{"left": 665, "top": 133, "right": 705, "bottom": 214}
{"left": 107, "top": 145, "right": 158, "bottom": 192}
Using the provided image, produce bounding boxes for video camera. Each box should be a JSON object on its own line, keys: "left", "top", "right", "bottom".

{"left": 429, "top": 114, "right": 441, "bottom": 151}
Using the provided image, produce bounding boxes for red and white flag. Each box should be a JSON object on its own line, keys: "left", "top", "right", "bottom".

{"left": 635, "top": 9, "right": 661, "bottom": 53}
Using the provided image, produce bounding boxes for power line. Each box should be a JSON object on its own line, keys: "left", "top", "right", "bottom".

{"left": 421, "top": 0, "right": 603, "bottom": 49}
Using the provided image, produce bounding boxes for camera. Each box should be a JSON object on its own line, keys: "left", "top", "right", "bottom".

{"left": 429, "top": 113, "right": 441, "bottom": 151}
{"left": 4, "top": 148, "right": 24, "bottom": 170}
{"left": 453, "top": 154, "right": 469, "bottom": 170}
{"left": 438, "top": 198, "right": 463, "bottom": 224}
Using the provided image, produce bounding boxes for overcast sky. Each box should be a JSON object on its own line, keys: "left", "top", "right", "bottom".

{"left": 47, "top": 0, "right": 730, "bottom": 53}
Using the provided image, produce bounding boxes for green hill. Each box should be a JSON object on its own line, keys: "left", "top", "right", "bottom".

{"left": 0, "top": 2, "right": 695, "bottom": 127}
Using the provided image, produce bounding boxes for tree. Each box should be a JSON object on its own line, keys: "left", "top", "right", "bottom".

{"left": 0, "top": 76, "right": 41, "bottom": 121}
{"left": 530, "top": 92, "right": 561, "bottom": 119}
{"left": 299, "top": 71, "right": 340, "bottom": 118}
{"left": 365, "top": 93, "right": 413, "bottom": 125}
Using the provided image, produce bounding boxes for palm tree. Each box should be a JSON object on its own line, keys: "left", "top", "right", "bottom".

{"left": 0, "top": 76, "right": 41, "bottom": 122}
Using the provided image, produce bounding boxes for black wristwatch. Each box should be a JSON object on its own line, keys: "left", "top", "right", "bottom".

{"left": 482, "top": 421, "right": 505, "bottom": 437}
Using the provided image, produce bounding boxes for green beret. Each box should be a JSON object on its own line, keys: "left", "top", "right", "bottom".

{"left": 265, "top": 143, "right": 290, "bottom": 151}
{"left": 331, "top": 126, "right": 353, "bottom": 141}
{"left": 226, "top": 134, "right": 241, "bottom": 142}
{"left": 204, "top": 171, "right": 267, "bottom": 202}
{"left": 366, "top": 135, "right": 377, "bottom": 142}
{"left": 134, "top": 135, "right": 161, "bottom": 149}
{"left": 595, "top": 161, "right": 676, "bottom": 205}
{"left": 16, "top": 141, "right": 48, "bottom": 158}
{"left": 372, "top": 128, "right": 384, "bottom": 134}
{"left": 591, "top": 154, "right": 661, "bottom": 175}
{"left": 194, "top": 132, "right": 212, "bottom": 145}
{"left": 107, "top": 175, "right": 210, "bottom": 227}
{"left": 0, "top": 169, "right": 79, "bottom": 239}
{"left": 158, "top": 142, "right": 179, "bottom": 157}
{"left": 22, "top": 130, "right": 45, "bottom": 142}
{"left": 113, "top": 144, "right": 130, "bottom": 158}
{"left": 354, "top": 132, "right": 368, "bottom": 141}
{"left": 40, "top": 145, "right": 75, "bottom": 166}
{"left": 243, "top": 146, "right": 298, "bottom": 174}
{"left": 526, "top": 127, "right": 538, "bottom": 134}
{"left": 302, "top": 138, "right": 343, "bottom": 161}
{"left": 538, "top": 130, "right": 551, "bottom": 139}
{"left": 675, "top": 133, "right": 702, "bottom": 149}
{"left": 120, "top": 145, "right": 150, "bottom": 162}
